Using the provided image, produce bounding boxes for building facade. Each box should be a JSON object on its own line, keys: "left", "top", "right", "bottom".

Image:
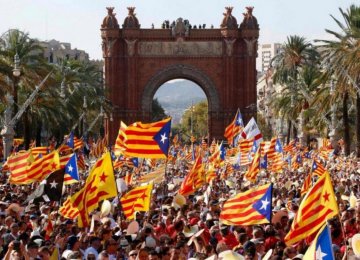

{"left": 38, "top": 39, "right": 89, "bottom": 63}
{"left": 258, "top": 43, "right": 281, "bottom": 74}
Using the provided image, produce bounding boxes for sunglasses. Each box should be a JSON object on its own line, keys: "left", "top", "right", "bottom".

{"left": 129, "top": 254, "right": 137, "bottom": 257}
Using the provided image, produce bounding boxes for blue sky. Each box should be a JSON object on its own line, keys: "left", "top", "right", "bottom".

{"left": 0, "top": 0, "right": 356, "bottom": 60}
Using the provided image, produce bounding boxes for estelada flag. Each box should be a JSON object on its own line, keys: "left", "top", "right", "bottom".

{"left": 224, "top": 108, "right": 243, "bottom": 145}
{"left": 124, "top": 118, "right": 171, "bottom": 159}
{"left": 220, "top": 183, "right": 272, "bottom": 226}
{"left": 67, "top": 152, "right": 117, "bottom": 227}
{"left": 114, "top": 121, "right": 128, "bottom": 156}
{"left": 120, "top": 182, "right": 153, "bottom": 220}
{"left": 303, "top": 224, "right": 335, "bottom": 260}
{"left": 178, "top": 155, "right": 205, "bottom": 196}
{"left": 285, "top": 171, "right": 339, "bottom": 246}
{"left": 244, "top": 147, "right": 261, "bottom": 183}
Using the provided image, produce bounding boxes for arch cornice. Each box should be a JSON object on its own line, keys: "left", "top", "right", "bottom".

{"left": 141, "top": 64, "right": 220, "bottom": 112}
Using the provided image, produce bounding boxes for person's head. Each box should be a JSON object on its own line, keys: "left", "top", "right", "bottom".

{"left": 149, "top": 250, "right": 160, "bottom": 260}
{"left": 251, "top": 239, "right": 265, "bottom": 255}
{"left": 283, "top": 246, "right": 297, "bottom": 259}
{"left": 66, "top": 235, "right": 80, "bottom": 251}
{"left": 10, "top": 222, "right": 19, "bottom": 235}
{"left": 169, "top": 246, "right": 180, "bottom": 260}
{"left": 128, "top": 250, "right": 138, "bottom": 260}
{"left": 280, "top": 215, "right": 289, "bottom": 228}
{"left": 220, "top": 225, "right": 229, "bottom": 237}
{"left": 38, "top": 246, "right": 51, "bottom": 260}
{"left": 98, "top": 251, "right": 109, "bottom": 260}
{"left": 252, "top": 226, "right": 264, "bottom": 239}
{"left": 243, "top": 241, "right": 256, "bottom": 259}
{"left": 89, "top": 236, "right": 101, "bottom": 250}
{"left": 86, "top": 253, "right": 96, "bottom": 260}
{"left": 66, "top": 251, "right": 82, "bottom": 260}
{"left": 26, "top": 241, "right": 39, "bottom": 258}
{"left": 137, "top": 248, "right": 149, "bottom": 260}
{"left": 99, "top": 228, "right": 112, "bottom": 240}
{"left": 237, "top": 232, "right": 248, "bottom": 244}
{"left": 104, "top": 238, "right": 117, "bottom": 254}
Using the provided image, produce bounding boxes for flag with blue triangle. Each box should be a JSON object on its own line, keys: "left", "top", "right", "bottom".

{"left": 66, "top": 132, "right": 74, "bottom": 149}
{"left": 303, "top": 224, "right": 334, "bottom": 260}
{"left": 275, "top": 138, "right": 283, "bottom": 153}
{"left": 220, "top": 183, "right": 272, "bottom": 225}
{"left": 260, "top": 154, "right": 267, "bottom": 169}
{"left": 64, "top": 154, "right": 79, "bottom": 185}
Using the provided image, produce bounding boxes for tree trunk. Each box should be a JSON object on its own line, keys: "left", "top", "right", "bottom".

{"left": 36, "top": 120, "right": 42, "bottom": 146}
{"left": 286, "top": 119, "right": 292, "bottom": 144}
{"left": 292, "top": 123, "right": 298, "bottom": 141}
{"left": 356, "top": 91, "right": 360, "bottom": 158}
{"left": 23, "top": 109, "right": 30, "bottom": 150}
{"left": 343, "top": 92, "right": 350, "bottom": 156}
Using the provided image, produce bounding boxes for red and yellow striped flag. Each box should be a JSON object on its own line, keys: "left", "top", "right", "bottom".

{"left": 220, "top": 183, "right": 273, "bottom": 226}
{"left": 65, "top": 152, "right": 117, "bottom": 227}
{"left": 179, "top": 156, "right": 205, "bottom": 196}
{"left": 311, "top": 160, "right": 326, "bottom": 177}
{"left": 120, "top": 183, "right": 153, "bottom": 220}
{"left": 114, "top": 121, "right": 128, "bottom": 156}
{"left": 31, "top": 147, "right": 49, "bottom": 157}
{"left": 24, "top": 151, "right": 60, "bottom": 183}
{"left": 224, "top": 109, "right": 243, "bottom": 145}
{"left": 285, "top": 171, "right": 339, "bottom": 246}
{"left": 59, "top": 197, "right": 79, "bottom": 219}
{"left": 301, "top": 173, "right": 312, "bottom": 197}
{"left": 124, "top": 118, "right": 171, "bottom": 159}
{"left": 244, "top": 148, "right": 261, "bottom": 183}
{"left": 8, "top": 151, "right": 33, "bottom": 184}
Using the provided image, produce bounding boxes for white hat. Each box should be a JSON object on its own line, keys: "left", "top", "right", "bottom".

{"left": 183, "top": 225, "right": 199, "bottom": 238}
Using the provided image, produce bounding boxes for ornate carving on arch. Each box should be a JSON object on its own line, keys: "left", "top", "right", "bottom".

{"left": 142, "top": 64, "right": 220, "bottom": 112}
{"left": 244, "top": 38, "right": 257, "bottom": 57}
{"left": 224, "top": 39, "right": 236, "bottom": 56}
{"left": 102, "top": 38, "right": 117, "bottom": 57}
{"left": 125, "top": 39, "right": 137, "bottom": 56}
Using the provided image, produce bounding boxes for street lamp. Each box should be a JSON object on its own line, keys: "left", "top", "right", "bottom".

{"left": 1, "top": 53, "right": 21, "bottom": 160}
{"left": 13, "top": 53, "right": 21, "bottom": 77}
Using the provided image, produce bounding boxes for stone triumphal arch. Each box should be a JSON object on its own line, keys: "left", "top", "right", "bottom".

{"left": 101, "top": 6, "right": 259, "bottom": 142}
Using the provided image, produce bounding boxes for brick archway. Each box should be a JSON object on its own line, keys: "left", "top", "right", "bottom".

{"left": 141, "top": 64, "right": 220, "bottom": 112}
{"left": 101, "top": 6, "right": 259, "bottom": 143}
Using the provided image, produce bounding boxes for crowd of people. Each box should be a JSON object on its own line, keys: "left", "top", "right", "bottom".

{"left": 0, "top": 137, "right": 359, "bottom": 260}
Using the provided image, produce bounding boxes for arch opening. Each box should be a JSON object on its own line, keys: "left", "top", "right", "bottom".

{"left": 142, "top": 64, "right": 220, "bottom": 139}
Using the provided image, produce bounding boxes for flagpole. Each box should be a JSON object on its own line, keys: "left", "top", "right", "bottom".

{"left": 336, "top": 214, "right": 349, "bottom": 259}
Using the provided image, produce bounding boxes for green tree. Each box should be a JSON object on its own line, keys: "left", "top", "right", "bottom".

{"left": 180, "top": 100, "right": 208, "bottom": 140}
{"left": 152, "top": 98, "right": 167, "bottom": 121}
{"left": 271, "top": 35, "right": 319, "bottom": 144}
{"left": 317, "top": 4, "right": 360, "bottom": 156}
{"left": 0, "top": 29, "right": 50, "bottom": 148}
{"left": 0, "top": 30, "right": 108, "bottom": 148}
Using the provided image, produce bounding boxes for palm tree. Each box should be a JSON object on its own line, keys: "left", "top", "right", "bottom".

{"left": 316, "top": 4, "right": 360, "bottom": 156}
{"left": 271, "top": 35, "right": 319, "bottom": 144}
{"left": 0, "top": 29, "right": 50, "bottom": 149}
{"left": 36, "top": 58, "right": 106, "bottom": 144}
{"left": 0, "top": 30, "right": 107, "bottom": 149}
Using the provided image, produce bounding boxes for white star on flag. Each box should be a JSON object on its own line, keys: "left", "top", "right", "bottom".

{"left": 315, "top": 245, "right": 327, "bottom": 259}
{"left": 275, "top": 144, "right": 280, "bottom": 151}
{"left": 160, "top": 133, "right": 168, "bottom": 144}
{"left": 67, "top": 165, "right": 73, "bottom": 173}
{"left": 50, "top": 180, "right": 58, "bottom": 189}
{"left": 260, "top": 197, "right": 270, "bottom": 210}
